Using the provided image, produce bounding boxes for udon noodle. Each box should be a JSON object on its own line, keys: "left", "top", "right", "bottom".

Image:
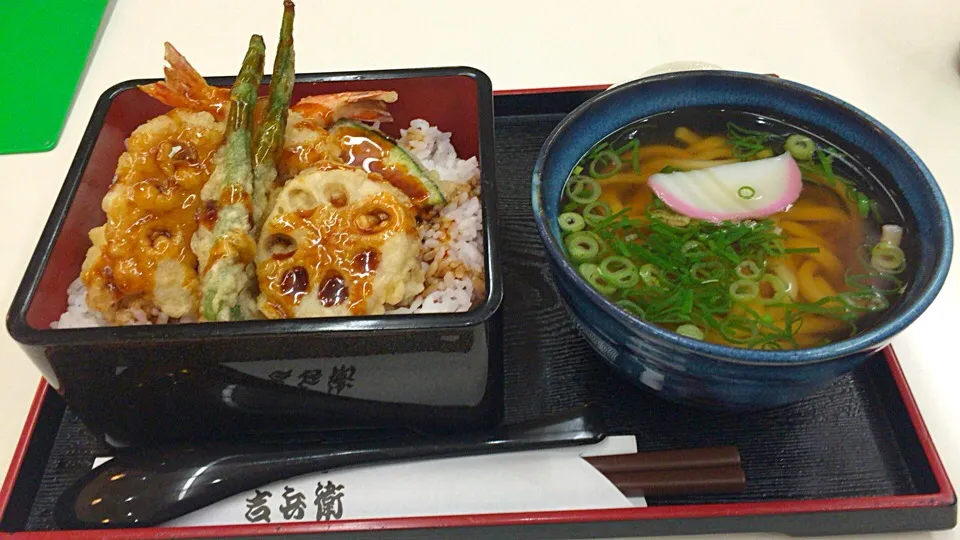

{"left": 559, "top": 110, "right": 908, "bottom": 350}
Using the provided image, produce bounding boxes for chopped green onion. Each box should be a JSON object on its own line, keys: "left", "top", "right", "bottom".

{"left": 591, "top": 207, "right": 631, "bottom": 230}
{"left": 785, "top": 134, "right": 815, "bottom": 160}
{"left": 815, "top": 148, "right": 835, "bottom": 184}
{"left": 757, "top": 274, "right": 788, "bottom": 304}
{"left": 681, "top": 240, "right": 708, "bottom": 259}
{"left": 614, "top": 138, "right": 639, "bottom": 156}
{"left": 599, "top": 256, "right": 640, "bottom": 289}
{"left": 856, "top": 193, "right": 873, "bottom": 218}
{"left": 729, "top": 279, "right": 760, "bottom": 302}
{"left": 558, "top": 212, "right": 585, "bottom": 233}
{"left": 870, "top": 242, "right": 906, "bottom": 274}
{"left": 783, "top": 247, "right": 821, "bottom": 254}
{"left": 588, "top": 150, "right": 621, "bottom": 179}
{"left": 638, "top": 264, "right": 660, "bottom": 287}
{"left": 676, "top": 324, "right": 705, "bottom": 340}
{"left": 800, "top": 148, "right": 877, "bottom": 218}
{"left": 557, "top": 165, "right": 892, "bottom": 349}
{"left": 838, "top": 291, "right": 889, "bottom": 312}
{"left": 631, "top": 145, "right": 642, "bottom": 174}
{"left": 565, "top": 175, "right": 601, "bottom": 204}
{"left": 737, "top": 186, "right": 756, "bottom": 199}
{"left": 561, "top": 201, "right": 581, "bottom": 213}
{"left": 565, "top": 231, "right": 601, "bottom": 262}
{"left": 582, "top": 201, "right": 612, "bottom": 228}
{"left": 718, "top": 317, "right": 759, "bottom": 343}
{"left": 578, "top": 263, "right": 598, "bottom": 280}
{"left": 616, "top": 299, "right": 646, "bottom": 318}
{"left": 845, "top": 272, "right": 904, "bottom": 295}
{"left": 649, "top": 209, "right": 691, "bottom": 228}
{"left": 585, "top": 141, "right": 610, "bottom": 159}
{"left": 580, "top": 262, "right": 618, "bottom": 296}
{"left": 690, "top": 260, "right": 726, "bottom": 282}
{"left": 726, "top": 122, "right": 774, "bottom": 160}
{"left": 610, "top": 138, "right": 641, "bottom": 174}
{"left": 735, "top": 260, "right": 762, "bottom": 280}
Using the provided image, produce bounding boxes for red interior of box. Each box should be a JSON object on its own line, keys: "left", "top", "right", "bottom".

{"left": 26, "top": 74, "right": 481, "bottom": 329}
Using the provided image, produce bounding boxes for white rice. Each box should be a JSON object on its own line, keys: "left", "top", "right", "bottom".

{"left": 388, "top": 118, "right": 484, "bottom": 315}
{"left": 399, "top": 119, "right": 480, "bottom": 184}
{"left": 51, "top": 279, "right": 104, "bottom": 329}
{"left": 52, "top": 119, "right": 483, "bottom": 328}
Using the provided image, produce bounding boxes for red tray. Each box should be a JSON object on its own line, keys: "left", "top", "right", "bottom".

{"left": 0, "top": 86, "right": 955, "bottom": 539}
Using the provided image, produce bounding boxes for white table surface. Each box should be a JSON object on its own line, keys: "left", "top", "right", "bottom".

{"left": 0, "top": 1, "right": 957, "bottom": 538}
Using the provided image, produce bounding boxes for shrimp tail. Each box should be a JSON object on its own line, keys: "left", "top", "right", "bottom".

{"left": 291, "top": 90, "right": 399, "bottom": 127}
{"left": 139, "top": 42, "right": 232, "bottom": 120}
{"left": 252, "top": 0, "right": 296, "bottom": 229}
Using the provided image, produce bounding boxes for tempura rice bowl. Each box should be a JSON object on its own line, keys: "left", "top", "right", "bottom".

{"left": 7, "top": 68, "right": 503, "bottom": 445}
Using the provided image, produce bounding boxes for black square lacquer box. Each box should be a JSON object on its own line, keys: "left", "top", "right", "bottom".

{"left": 6, "top": 68, "right": 503, "bottom": 446}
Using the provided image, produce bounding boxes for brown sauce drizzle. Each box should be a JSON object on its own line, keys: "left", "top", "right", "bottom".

{"left": 199, "top": 199, "right": 218, "bottom": 230}
{"left": 279, "top": 127, "right": 342, "bottom": 181}
{"left": 203, "top": 230, "right": 256, "bottom": 274}
{"left": 265, "top": 233, "right": 297, "bottom": 259}
{"left": 337, "top": 126, "right": 430, "bottom": 204}
{"left": 82, "top": 111, "right": 223, "bottom": 312}
{"left": 258, "top": 190, "right": 416, "bottom": 317}
{"left": 318, "top": 272, "right": 349, "bottom": 307}
{"left": 281, "top": 266, "right": 309, "bottom": 301}
{"left": 352, "top": 248, "right": 380, "bottom": 276}
{"left": 326, "top": 184, "right": 348, "bottom": 208}
{"left": 220, "top": 183, "right": 252, "bottom": 209}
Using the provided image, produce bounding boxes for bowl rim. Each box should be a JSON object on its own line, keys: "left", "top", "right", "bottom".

{"left": 532, "top": 69, "right": 953, "bottom": 366}
{"left": 7, "top": 66, "right": 503, "bottom": 346}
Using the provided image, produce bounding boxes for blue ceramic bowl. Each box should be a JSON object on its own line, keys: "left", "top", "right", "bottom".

{"left": 532, "top": 70, "right": 953, "bottom": 409}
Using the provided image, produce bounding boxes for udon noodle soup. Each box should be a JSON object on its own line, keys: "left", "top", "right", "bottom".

{"left": 558, "top": 109, "right": 909, "bottom": 350}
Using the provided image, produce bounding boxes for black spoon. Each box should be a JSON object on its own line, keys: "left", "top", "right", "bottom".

{"left": 55, "top": 407, "right": 605, "bottom": 529}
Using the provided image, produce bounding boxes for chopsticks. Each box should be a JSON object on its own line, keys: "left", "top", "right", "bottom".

{"left": 584, "top": 445, "right": 746, "bottom": 497}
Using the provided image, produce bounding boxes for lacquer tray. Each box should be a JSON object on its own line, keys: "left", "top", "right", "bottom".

{"left": 0, "top": 87, "right": 955, "bottom": 539}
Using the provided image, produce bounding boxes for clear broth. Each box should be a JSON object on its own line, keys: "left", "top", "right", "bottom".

{"left": 559, "top": 108, "right": 910, "bottom": 350}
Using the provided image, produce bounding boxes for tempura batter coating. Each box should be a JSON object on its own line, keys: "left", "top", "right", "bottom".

{"left": 81, "top": 110, "right": 225, "bottom": 324}
{"left": 256, "top": 168, "right": 424, "bottom": 318}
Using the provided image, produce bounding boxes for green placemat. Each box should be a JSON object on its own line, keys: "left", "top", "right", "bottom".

{"left": 0, "top": 1, "right": 109, "bottom": 154}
